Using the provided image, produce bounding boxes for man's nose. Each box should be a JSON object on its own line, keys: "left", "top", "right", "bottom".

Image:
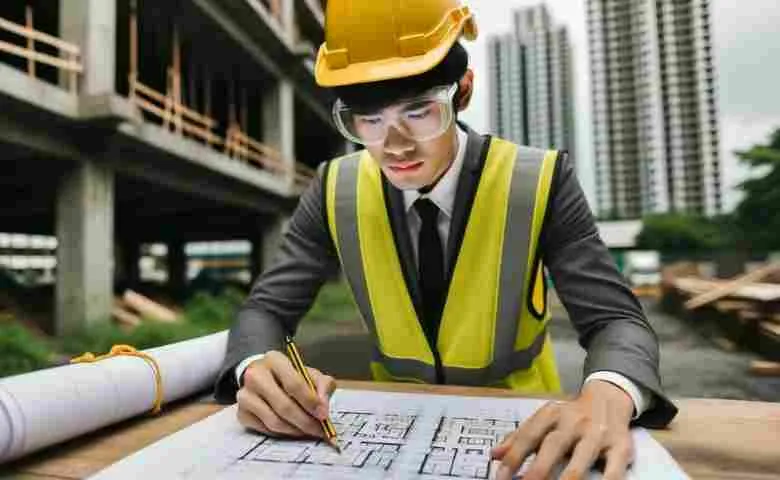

{"left": 383, "top": 125, "right": 415, "bottom": 156}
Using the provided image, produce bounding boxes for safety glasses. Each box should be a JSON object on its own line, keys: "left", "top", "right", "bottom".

{"left": 333, "top": 83, "right": 458, "bottom": 146}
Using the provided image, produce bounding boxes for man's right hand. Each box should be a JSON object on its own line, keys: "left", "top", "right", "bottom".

{"left": 236, "top": 351, "right": 336, "bottom": 438}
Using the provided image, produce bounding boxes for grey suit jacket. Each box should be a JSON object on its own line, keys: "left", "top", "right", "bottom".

{"left": 214, "top": 125, "right": 678, "bottom": 429}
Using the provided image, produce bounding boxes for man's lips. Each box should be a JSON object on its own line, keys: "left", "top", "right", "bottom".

{"left": 387, "top": 160, "right": 424, "bottom": 172}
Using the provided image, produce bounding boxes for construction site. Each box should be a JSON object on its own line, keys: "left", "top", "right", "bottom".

{"left": 0, "top": 0, "right": 344, "bottom": 337}
{"left": 0, "top": 1, "right": 779, "bottom": 401}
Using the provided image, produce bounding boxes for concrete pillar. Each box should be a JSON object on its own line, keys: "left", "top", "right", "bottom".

{"left": 281, "top": 0, "right": 297, "bottom": 43}
{"left": 263, "top": 80, "right": 296, "bottom": 189}
{"left": 59, "top": 0, "right": 117, "bottom": 95}
{"left": 167, "top": 239, "right": 187, "bottom": 299}
{"left": 56, "top": 161, "right": 114, "bottom": 336}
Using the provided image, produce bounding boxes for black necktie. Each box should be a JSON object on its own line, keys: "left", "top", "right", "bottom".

{"left": 415, "top": 198, "right": 445, "bottom": 346}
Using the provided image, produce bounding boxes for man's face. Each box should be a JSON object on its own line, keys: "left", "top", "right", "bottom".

{"left": 366, "top": 122, "right": 458, "bottom": 191}
{"left": 337, "top": 69, "right": 474, "bottom": 190}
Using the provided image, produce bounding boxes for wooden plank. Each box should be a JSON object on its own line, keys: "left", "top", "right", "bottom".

{"left": 749, "top": 360, "right": 780, "bottom": 377}
{"left": 26, "top": 6, "right": 35, "bottom": 78}
{"left": 684, "top": 263, "right": 780, "bottom": 310}
{"left": 121, "top": 290, "right": 178, "bottom": 323}
{"left": 714, "top": 300, "right": 754, "bottom": 313}
{"left": 759, "top": 321, "right": 780, "bottom": 338}
{"left": 133, "top": 82, "right": 216, "bottom": 129}
{"left": 111, "top": 306, "right": 142, "bottom": 328}
{"left": 0, "top": 16, "right": 80, "bottom": 54}
{"left": 133, "top": 97, "right": 223, "bottom": 146}
{"left": 0, "top": 40, "right": 83, "bottom": 72}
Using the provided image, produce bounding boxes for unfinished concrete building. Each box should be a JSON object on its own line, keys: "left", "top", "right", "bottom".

{"left": 0, "top": 0, "right": 344, "bottom": 335}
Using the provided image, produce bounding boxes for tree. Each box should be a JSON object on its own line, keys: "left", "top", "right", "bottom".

{"left": 636, "top": 213, "right": 729, "bottom": 252}
{"left": 734, "top": 129, "right": 780, "bottom": 251}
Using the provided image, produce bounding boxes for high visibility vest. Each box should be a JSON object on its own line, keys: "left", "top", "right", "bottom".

{"left": 324, "top": 137, "right": 562, "bottom": 393}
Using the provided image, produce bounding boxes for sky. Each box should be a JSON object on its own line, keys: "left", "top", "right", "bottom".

{"left": 458, "top": 0, "right": 780, "bottom": 211}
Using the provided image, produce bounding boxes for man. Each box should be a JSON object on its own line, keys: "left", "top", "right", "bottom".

{"left": 214, "top": 1, "right": 677, "bottom": 478}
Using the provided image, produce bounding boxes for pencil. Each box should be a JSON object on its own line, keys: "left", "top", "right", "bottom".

{"left": 284, "top": 335, "right": 341, "bottom": 453}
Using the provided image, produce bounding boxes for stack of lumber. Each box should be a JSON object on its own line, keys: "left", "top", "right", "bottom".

{"left": 112, "top": 290, "right": 180, "bottom": 328}
{"left": 662, "top": 262, "right": 780, "bottom": 373}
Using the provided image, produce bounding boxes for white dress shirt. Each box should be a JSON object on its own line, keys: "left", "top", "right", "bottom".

{"left": 237, "top": 126, "right": 650, "bottom": 418}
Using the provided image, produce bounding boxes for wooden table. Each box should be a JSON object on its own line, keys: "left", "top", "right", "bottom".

{"left": 2, "top": 381, "right": 779, "bottom": 479}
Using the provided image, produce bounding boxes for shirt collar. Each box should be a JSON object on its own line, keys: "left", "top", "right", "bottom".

{"left": 403, "top": 125, "right": 468, "bottom": 218}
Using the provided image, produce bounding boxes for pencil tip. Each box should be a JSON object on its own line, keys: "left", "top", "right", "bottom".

{"left": 328, "top": 438, "right": 342, "bottom": 453}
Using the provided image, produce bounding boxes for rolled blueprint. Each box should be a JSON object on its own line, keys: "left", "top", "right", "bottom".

{"left": 0, "top": 330, "right": 228, "bottom": 464}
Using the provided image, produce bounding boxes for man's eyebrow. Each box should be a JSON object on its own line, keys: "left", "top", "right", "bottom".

{"left": 400, "top": 99, "right": 433, "bottom": 112}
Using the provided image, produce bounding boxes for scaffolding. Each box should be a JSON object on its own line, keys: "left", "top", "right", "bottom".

{"left": 127, "top": 0, "right": 315, "bottom": 187}
{"left": 0, "top": 6, "right": 82, "bottom": 92}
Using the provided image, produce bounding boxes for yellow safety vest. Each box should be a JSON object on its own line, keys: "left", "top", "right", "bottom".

{"left": 325, "top": 137, "right": 562, "bottom": 393}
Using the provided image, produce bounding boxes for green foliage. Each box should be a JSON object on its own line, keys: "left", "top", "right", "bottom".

{"left": 58, "top": 321, "right": 208, "bottom": 357}
{"left": 302, "top": 281, "right": 359, "bottom": 323}
{"left": 1, "top": 283, "right": 358, "bottom": 378}
{"left": 183, "top": 288, "right": 245, "bottom": 332}
{"left": 0, "top": 318, "right": 54, "bottom": 377}
{"left": 734, "top": 129, "right": 780, "bottom": 250}
{"left": 636, "top": 213, "right": 731, "bottom": 252}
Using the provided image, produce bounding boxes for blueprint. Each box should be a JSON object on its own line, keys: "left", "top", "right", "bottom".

{"left": 88, "top": 390, "right": 689, "bottom": 479}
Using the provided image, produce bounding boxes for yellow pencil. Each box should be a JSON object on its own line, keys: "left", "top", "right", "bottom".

{"left": 284, "top": 335, "right": 341, "bottom": 453}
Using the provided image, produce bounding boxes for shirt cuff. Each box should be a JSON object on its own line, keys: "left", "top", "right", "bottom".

{"left": 584, "top": 371, "right": 652, "bottom": 420}
{"left": 235, "top": 353, "right": 267, "bottom": 387}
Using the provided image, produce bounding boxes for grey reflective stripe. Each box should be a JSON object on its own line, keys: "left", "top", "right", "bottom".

{"left": 370, "top": 346, "right": 438, "bottom": 383}
{"left": 372, "top": 327, "right": 547, "bottom": 386}
{"left": 332, "top": 154, "right": 383, "bottom": 347}
{"left": 493, "top": 146, "right": 549, "bottom": 371}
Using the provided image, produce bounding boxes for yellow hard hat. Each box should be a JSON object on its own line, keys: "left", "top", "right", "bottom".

{"left": 315, "top": 0, "right": 478, "bottom": 87}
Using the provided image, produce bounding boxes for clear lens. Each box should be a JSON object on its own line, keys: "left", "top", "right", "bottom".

{"left": 333, "top": 84, "right": 457, "bottom": 146}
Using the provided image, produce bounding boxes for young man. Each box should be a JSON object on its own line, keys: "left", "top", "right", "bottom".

{"left": 215, "top": 1, "right": 677, "bottom": 478}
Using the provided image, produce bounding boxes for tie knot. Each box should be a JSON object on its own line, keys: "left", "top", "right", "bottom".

{"left": 414, "top": 198, "right": 439, "bottom": 223}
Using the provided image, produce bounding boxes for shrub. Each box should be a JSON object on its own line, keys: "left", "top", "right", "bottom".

{"left": 0, "top": 319, "right": 54, "bottom": 378}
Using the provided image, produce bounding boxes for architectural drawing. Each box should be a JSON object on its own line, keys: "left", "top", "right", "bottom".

{"left": 89, "top": 390, "right": 688, "bottom": 479}
{"left": 239, "top": 411, "right": 416, "bottom": 471}
{"left": 420, "top": 417, "right": 520, "bottom": 478}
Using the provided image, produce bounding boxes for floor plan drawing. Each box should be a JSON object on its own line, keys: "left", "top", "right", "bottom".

{"left": 238, "top": 411, "right": 416, "bottom": 471}
{"left": 419, "top": 417, "right": 520, "bottom": 478}
{"left": 89, "top": 390, "right": 689, "bottom": 480}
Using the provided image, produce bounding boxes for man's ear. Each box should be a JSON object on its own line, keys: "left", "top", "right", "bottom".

{"left": 457, "top": 69, "right": 475, "bottom": 112}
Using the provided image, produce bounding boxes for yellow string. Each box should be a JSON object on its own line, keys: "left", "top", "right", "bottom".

{"left": 71, "top": 344, "right": 164, "bottom": 415}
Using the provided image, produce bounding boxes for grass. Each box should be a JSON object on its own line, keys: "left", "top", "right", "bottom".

{"left": 0, "top": 281, "right": 358, "bottom": 378}
{"left": 0, "top": 316, "right": 56, "bottom": 378}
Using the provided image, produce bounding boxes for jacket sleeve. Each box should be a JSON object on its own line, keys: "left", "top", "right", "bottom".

{"left": 213, "top": 163, "right": 340, "bottom": 404}
{"left": 540, "top": 152, "right": 678, "bottom": 428}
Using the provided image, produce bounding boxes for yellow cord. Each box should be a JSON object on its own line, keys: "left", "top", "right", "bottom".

{"left": 71, "top": 344, "right": 164, "bottom": 415}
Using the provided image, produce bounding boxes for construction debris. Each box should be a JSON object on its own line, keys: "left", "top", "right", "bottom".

{"left": 683, "top": 263, "right": 780, "bottom": 310}
{"left": 749, "top": 360, "right": 780, "bottom": 377}
{"left": 111, "top": 303, "right": 142, "bottom": 328}
{"left": 663, "top": 261, "right": 780, "bottom": 363}
{"left": 121, "top": 290, "right": 179, "bottom": 324}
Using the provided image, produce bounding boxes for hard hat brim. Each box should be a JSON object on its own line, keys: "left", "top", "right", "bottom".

{"left": 315, "top": 18, "right": 477, "bottom": 88}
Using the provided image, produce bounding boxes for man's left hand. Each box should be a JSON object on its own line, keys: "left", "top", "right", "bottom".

{"left": 491, "top": 380, "right": 636, "bottom": 480}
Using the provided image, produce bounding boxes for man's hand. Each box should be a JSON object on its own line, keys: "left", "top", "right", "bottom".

{"left": 236, "top": 351, "right": 336, "bottom": 439}
{"left": 491, "top": 380, "right": 635, "bottom": 480}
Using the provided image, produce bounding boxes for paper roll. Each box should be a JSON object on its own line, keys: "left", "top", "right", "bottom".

{"left": 0, "top": 330, "right": 228, "bottom": 464}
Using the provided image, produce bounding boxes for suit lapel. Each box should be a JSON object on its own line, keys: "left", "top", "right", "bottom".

{"left": 445, "top": 126, "right": 491, "bottom": 281}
